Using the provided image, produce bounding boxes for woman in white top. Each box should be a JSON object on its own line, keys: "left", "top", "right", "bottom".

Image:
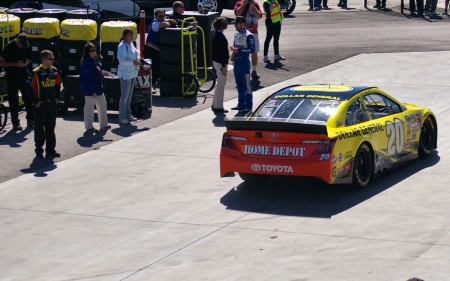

{"left": 117, "top": 28, "right": 140, "bottom": 124}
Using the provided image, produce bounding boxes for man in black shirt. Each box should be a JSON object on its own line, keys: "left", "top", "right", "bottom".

{"left": 0, "top": 34, "right": 34, "bottom": 130}
{"left": 169, "top": 1, "right": 197, "bottom": 27}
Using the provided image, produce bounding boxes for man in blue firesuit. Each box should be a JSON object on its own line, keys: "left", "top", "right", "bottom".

{"left": 230, "top": 16, "right": 255, "bottom": 114}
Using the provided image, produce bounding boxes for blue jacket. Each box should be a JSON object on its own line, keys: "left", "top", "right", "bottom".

{"left": 79, "top": 56, "right": 104, "bottom": 96}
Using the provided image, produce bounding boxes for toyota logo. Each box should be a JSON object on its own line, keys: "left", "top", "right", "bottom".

{"left": 267, "top": 133, "right": 280, "bottom": 142}
{"left": 251, "top": 164, "right": 261, "bottom": 171}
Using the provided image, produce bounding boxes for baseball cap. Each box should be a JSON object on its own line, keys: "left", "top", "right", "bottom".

{"left": 231, "top": 16, "right": 245, "bottom": 24}
{"left": 17, "top": 34, "right": 29, "bottom": 48}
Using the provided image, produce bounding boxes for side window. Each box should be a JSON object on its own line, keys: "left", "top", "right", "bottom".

{"left": 363, "top": 93, "right": 401, "bottom": 119}
{"left": 345, "top": 98, "right": 369, "bottom": 126}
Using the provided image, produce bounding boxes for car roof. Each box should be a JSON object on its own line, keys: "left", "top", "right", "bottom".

{"left": 272, "top": 85, "right": 376, "bottom": 101}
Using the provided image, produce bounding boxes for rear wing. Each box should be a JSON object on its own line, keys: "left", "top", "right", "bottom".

{"left": 224, "top": 118, "right": 328, "bottom": 135}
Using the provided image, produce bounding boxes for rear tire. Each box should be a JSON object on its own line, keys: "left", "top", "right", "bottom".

{"left": 239, "top": 173, "right": 270, "bottom": 182}
{"left": 352, "top": 143, "right": 373, "bottom": 189}
{"left": 418, "top": 116, "right": 436, "bottom": 157}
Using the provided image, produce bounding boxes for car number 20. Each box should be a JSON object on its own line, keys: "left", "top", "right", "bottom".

{"left": 386, "top": 118, "right": 405, "bottom": 157}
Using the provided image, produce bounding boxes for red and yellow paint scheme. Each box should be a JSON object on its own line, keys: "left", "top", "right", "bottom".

{"left": 220, "top": 85, "right": 438, "bottom": 188}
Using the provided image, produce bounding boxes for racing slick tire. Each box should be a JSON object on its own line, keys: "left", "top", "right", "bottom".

{"left": 238, "top": 173, "right": 270, "bottom": 182}
{"left": 280, "top": 0, "right": 296, "bottom": 16}
{"left": 352, "top": 143, "right": 373, "bottom": 189}
{"left": 418, "top": 116, "right": 436, "bottom": 158}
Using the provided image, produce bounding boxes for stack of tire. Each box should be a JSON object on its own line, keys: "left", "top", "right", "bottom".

{"left": 0, "top": 13, "right": 20, "bottom": 54}
{"left": 22, "top": 17, "right": 60, "bottom": 71}
{"left": 99, "top": 20, "right": 137, "bottom": 74}
{"left": 159, "top": 26, "right": 197, "bottom": 98}
{"left": 59, "top": 18, "right": 97, "bottom": 80}
{"left": 6, "top": 8, "right": 36, "bottom": 30}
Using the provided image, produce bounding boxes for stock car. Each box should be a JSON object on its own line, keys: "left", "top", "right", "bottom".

{"left": 220, "top": 85, "right": 438, "bottom": 188}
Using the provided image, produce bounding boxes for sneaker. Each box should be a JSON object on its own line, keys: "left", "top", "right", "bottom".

{"left": 274, "top": 54, "right": 286, "bottom": 60}
{"left": 13, "top": 124, "right": 23, "bottom": 131}
{"left": 212, "top": 108, "right": 228, "bottom": 113}
{"left": 46, "top": 151, "right": 61, "bottom": 158}
{"left": 231, "top": 106, "right": 244, "bottom": 111}
{"left": 430, "top": 11, "right": 439, "bottom": 15}
{"left": 263, "top": 55, "right": 270, "bottom": 63}
{"left": 128, "top": 116, "right": 137, "bottom": 122}
{"left": 27, "top": 120, "right": 34, "bottom": 127}
{"left": 425, "top": 11, "right": 430, "bottom": 15}
{"left": 251, "top": 71, "right": 259, "bottom": 79}
{"left": 120, "top": 119, "right": 130, "bottom": 124}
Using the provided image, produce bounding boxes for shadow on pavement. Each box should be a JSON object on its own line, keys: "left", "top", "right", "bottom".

{"left": 20, "top": 158, "right": 57, "bottom": 178}
{"left": 0, "top": 127, "right": 33, "bottom": 148}
{"left": 220, "top": 152, "right": 440, "bottom": 218}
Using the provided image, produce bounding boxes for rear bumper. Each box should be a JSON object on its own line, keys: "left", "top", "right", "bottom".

{"left": 220, "top": 149, "right": 334, "bottom": 184}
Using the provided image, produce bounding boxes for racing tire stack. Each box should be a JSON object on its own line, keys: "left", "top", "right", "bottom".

{"left": 159, "top": 27, "right": 197, "bottom": 98}
{"left": 22, "top": 18, "right": 61, "bottom": 72}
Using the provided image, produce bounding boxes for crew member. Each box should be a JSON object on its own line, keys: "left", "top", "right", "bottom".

{"left": 230, "top": 16, "right": 255, "bottom": 114}
{"left": 26, "top": 50, "right": 62, "bottom": 159}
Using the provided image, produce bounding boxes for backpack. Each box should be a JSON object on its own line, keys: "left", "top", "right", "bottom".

{"left": 111, "top": 40, "right": 128, "bottom": 70}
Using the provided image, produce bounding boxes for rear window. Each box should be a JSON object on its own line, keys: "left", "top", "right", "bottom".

{"left": 254, "top": 98, "right": 342, "bottom": 123}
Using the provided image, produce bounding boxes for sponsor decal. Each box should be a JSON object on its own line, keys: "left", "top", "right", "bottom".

{"left": 60, "top": 28, "right": 69, "bottom": 37}
{"left": 405, "top": 115, "right": 410, "bottom": 121}
{"left": 332, "top": 166, "right": 336, "bottom": 177}
{"left": 22, "top": 27, "right": 42, "bottom": 35}
{"left": 338, "top": 152, "right": 343, "bottom": 162}
{"left": 335, "top": 120, "right": 343, "bottom": 127}
{"left": 337, "top": 122, "right": 384, "bottom": 140}
{"left": 331, "top": 156, "right": 337, "bottom": 163}
{"left": 273, "top": 94, "right": 341, "bottom": 101}
{"left": 412, "top": 134, "right": 416, "bottom": 139}
{"left": 344, "top": 151, "right": 352, "bottom": 160}
{"left": 251, "top": 164, "right": 261, "bottom": 171}
{"left": 344, "top": 161, "right": 352, "bottom": 173}
{"left": 405, "top": 139, "right": 411, "bottom": 149}
{"left": 244, "top": 145, "right": 306, "bottom": 157}
{"left": 0, "top": 26, "right": 14, "bottom": 34}
{"left": 251, "top": 164, "right": 294, "bottom": 173}
{"left": 337, "top": 167, "right": 344, "bottom": 174}
{"left": 267, "top": 133, "right": 280, "bottom": 142}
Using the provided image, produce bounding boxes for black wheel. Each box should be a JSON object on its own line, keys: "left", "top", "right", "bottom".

{"left": 57, "top": 102, "right": 68, "bottom": 116}
{"left": 0, "top": 103, "right": 7, "bottom": 130}
{"left": 418, "top": 116, "right": 436, "bottom": 157}
{"left": 197, "top": 68, "right": 216, "bottom": 93}
{"left": 177, "top": 73, "right": 199, "bottom": 98}
{"left": 197, "top": 0, "right": 223, "bottom": 14}
{"left": 280, "top": 0, "right": 296, "bottom": 16}
{"left": 352, "top": 143, "right": 373, "bottom": 189}
{"left": 239, "top": 173, "right": 270, "bottom": 182}
{"left": 131, "top": 103, "right": 147, "bottom": 118}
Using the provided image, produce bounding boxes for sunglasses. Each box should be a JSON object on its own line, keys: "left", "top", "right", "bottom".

{"left": 45, "top": 57, "right": 55, "bottom": 61}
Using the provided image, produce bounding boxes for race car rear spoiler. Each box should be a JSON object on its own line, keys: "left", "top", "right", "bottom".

{"left": 224, "top": 118, "right": 328, "bottom": 135}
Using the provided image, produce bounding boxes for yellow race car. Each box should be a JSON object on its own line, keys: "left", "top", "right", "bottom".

{"left": 220, "top": 85, "right": 438, "bottom": 188}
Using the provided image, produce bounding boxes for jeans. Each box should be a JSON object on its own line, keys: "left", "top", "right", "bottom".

{"left": 119, "top": 77, "right": 134, "bottom": 121}
{"left": 425, "top": 0, "right": 437, "bottom": 11}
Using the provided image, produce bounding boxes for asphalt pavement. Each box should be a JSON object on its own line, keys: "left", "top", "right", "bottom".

{"left": 1, "top": 3, "right": 450, "bottom": 281}
{"left": 1, "top": 4, "right": 449, "bottom": 183}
